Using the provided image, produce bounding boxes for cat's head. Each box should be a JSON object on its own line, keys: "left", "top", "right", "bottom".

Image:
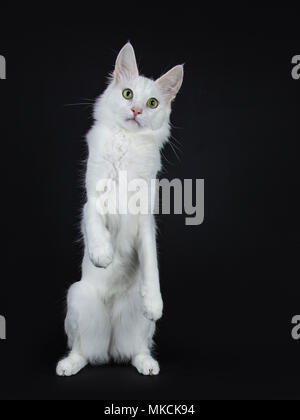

{"left": 95, "top": 43, "right": 183, "bottom": 133}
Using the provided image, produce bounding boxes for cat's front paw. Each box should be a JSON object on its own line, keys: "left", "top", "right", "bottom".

{"left": 142, "top": 293, "right": 163, "bottom": 322}
{"left": 89, "top": 242, "right": 114, "bottom": 268}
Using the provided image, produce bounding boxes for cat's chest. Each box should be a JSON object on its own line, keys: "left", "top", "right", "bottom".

{"left": 102, "top": 129, "right": 157, "bottom": 177}
{"left": 105, "top": 130, "right": 131, "bottom": 167}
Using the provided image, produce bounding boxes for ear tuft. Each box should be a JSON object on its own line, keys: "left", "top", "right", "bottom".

{"left": 156, "top": 65, "right": 184, "bottom": 102}
{"left": 114, "top": 43, "right": 139, "bottom": 82}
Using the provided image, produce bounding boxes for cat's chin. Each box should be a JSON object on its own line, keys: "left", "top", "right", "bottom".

{"left": 127, "top": 118, "right": 141, "bottom": 127}
{"left": 125, "top": 118, "right": 142, "bottom": 131}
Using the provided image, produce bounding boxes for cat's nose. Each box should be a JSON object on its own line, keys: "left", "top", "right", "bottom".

{"left": 131, "top": 107, "right": 143, "bottom": 118}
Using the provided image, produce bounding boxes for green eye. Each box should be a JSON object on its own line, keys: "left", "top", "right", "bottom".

{"left": 147, "top": 98, "right": 159, "bottom": 109}
{"left": 122, "top": 89, "right": 133, "bottom": 100}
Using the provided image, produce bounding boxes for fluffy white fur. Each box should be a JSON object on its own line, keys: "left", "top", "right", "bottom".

{"left": 56, "top": 43, "right": 183, "bottom": 377}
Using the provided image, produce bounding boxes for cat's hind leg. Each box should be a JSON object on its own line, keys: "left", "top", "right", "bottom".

{"left": 110, "top": 283, "right": 160, "bottom": 376}
{"left": 56, "top": 280, "right": 111, "bottom": 377}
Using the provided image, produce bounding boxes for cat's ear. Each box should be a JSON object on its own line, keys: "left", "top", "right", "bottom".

{"left": 156, "top": 65, "right": 184, "bottom": 102}
{"left": 114, "top": 43, "right": 139, "bottom": 82}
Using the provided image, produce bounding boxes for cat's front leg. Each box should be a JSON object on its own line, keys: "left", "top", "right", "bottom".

{"left": 141, "top": 285, "right": 164, "bottom": 322}
{"left": 138, "top": 215, "right": 163, "bottom": 321}
{"left": 84, "top": 198, "right": 114, "bottom": 268}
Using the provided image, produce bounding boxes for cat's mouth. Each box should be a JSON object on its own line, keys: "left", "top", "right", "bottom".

{"left": 127, "top": 118, "right": 141, "bottom": 127}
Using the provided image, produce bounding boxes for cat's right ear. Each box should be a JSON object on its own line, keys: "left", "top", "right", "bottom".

{"left": 156, "top": 65, "right": 184, "bottom": 102}
{"left": 114, "top": 43, "right": 139, "bottom": 82}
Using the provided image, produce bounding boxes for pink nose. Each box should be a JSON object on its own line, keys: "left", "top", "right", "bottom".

{"left": 131, "top": 107, "right": 143, "bottom": 118}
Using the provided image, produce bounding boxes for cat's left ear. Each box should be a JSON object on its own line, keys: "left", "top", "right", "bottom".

{"left": 114, "top": 43, "right": 139, "bottom": 82}
{"left": 156, "top": 65, "right": 184, "bottom": 102}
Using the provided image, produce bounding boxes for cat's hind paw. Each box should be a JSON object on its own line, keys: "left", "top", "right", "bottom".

{"left": 132, "top": 354, "right": 160, "bottom": 376}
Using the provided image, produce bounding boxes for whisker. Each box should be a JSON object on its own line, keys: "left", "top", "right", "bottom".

{"left": 170, "top": 134, "right": 183, "bottom": 148}
{"left": 64, "top": 103, "right": 94, "bottom": 107}
{"left": 161, "top": 149, "right": 175, "bottom": 166}
{"left": 168, "top": 140, "right": 181, "bottom": 162}
{"left": 64, "top": 97, "right": 97, "bottom": 107}
{"left": 170, "top": 122, "right": 184, "bottom": 130}
{"left": 170, "top": 138, "right": 182, "bottom": 153}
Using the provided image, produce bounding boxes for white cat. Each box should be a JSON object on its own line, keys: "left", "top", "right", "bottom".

{"left": 56, "top": 43, "right": 184, "bottom": 377}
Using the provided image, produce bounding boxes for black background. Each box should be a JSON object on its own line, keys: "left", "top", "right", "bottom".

{"left": 0, "top": 6, "right": 300, "bottom": 400}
